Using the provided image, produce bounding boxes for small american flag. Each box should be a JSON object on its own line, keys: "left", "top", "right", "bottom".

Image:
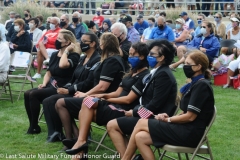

{"left": 51, "top": 78, "right": 58, "bottom": 89}
{"left": 43, "top": 36, "right": 48, "bottom": 44}
{"left": 83, "top": 97, "right": 99, "bottom": 109}
{"left": 108, "top": 105, "right": 125, "bottom": 112}
{"left": 137, "top": 106, "right": 154, "bottom": 119}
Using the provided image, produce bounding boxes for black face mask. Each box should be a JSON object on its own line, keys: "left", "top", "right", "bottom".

{"left": 183, "top": 65, "right": 196, "bottom": 78}
{"left": 46, "top": 23, "right": 50, "bottom": 30}
{"left": 80, "top": 42, "right": 91, "bottom": 52}
{"left": 24, "top": 14, "right": 28, "bottom": 17}
{"left": 72, "top": 18, "right": 78, "bottom": 23}
{"left": 158, "top": 25, "right": 164, "bottom": 30}
{"left": 55, "top": 40, "right": 63, "bottom": 50}
{"left": 60, "top": 21, "right": 67, "bottom": 27}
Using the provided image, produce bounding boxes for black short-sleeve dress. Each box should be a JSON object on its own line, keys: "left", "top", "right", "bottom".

{"left": 148, "top": 79, "right": 215, "bottom": 148}
{"left": 64, "top": 55, "right": 127, "bottom": 119}
{"left": 48, "top": 51, "right": 80, "bottom": 87}
{"left": 96, "top": 69, "right": 149, "bottom": 126}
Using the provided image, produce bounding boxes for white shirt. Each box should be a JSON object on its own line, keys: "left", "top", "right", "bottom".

{"left": 0, "top": 42, "right": 11, "bottom": 72}
{"left": 27, "top": 28, "right": 43, "bottom": 46}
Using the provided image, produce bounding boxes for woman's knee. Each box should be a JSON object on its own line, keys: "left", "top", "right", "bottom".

{"left": 55, "top": 98, "right": 65, "bottom": 110}
{"left": 107, "top": 119, "right": 119, "bottom": 132}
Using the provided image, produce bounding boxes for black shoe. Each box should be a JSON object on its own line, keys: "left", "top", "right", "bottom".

{"left": 62, "top": 138, "right": 77, "bottom": 149}
{"left": 47, "top": 131, "right": 65, "bottom": 143}
{"left": 65, "top": 142, "right": 88, "bottom": 155}
{"left": 26, "top": 125, "right": 41, "bottom": 134}
{"left": 133, "top": 154, "right": 144, "bottom": 160}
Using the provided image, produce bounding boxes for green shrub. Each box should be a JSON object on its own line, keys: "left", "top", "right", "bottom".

{"left": 0, "top": 2, "right": 62, "bottom": 23}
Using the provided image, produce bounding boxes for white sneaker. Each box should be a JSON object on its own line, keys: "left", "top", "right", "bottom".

{"left": 43, "top": 58, "right": 50, "bottom": 65}
{"left": 104, "top": 10, "right": 110, "bottom": 15}
{"left": 222, "top": 84, "right": 229, "bottom": 89}
{"left": 32, "top": 73, "right": 41, "bottom": 79}
{"left": 9, "top": 66, "right": 15, "bottom": 72}
{"left": 177, "top": 64, "right": 184, "bottom": 68}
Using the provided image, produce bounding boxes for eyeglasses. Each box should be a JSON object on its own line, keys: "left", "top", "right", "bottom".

{"left": 214, "top": 16, "right": 220, "bottom": 18}
{"left": 201, "top": 26, "right": 206, "bottom": 28}
{"left": 46, "top": 21, "right": 50, "bottom": 24}
{"left": 81, "top": 40, "right": 92, "bottom": 44}
{"left": 60, "top": 19, "right": 65, "bottom": 22}
{"left": 197, "top": 18, "right": 202, "bottom": 20}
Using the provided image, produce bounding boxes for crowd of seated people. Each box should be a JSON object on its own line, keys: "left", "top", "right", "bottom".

{"left": 6, "top": 6, "right": 240, "bottom": 159}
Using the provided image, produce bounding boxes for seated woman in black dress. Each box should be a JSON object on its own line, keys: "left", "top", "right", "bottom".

{"left": 10, "top": 19, "right": 31, "bottom": 54}
{"left": 121, "top": 50, "right": 215, "bottom": 160}
{"left": 42, "top": 32, "right": 100, "bottom": 142}
{"left": 24, "top": 29, "right": 80, "bottom": 134}
{"left": 55, "top": 32, "right": 127, "bottom": 144}
{"left": 64, "top": 42, "right": 150, "bottom": 155}
{"left": 106, "top": 40, "right": 178, "bottom": 158}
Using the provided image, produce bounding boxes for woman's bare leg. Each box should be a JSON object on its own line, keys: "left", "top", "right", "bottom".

{"left": 136, "top": 131, "right": 154, "bottom": 160}
{"left": 107, "top": 119, "right": 128, "bottom": 158}
{"left": 122, "top": 119, "right": 149, "bottom": 160}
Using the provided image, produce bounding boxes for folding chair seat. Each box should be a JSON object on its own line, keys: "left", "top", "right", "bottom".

{"left": 8, "top": 51, "right": 34, "bottom": 101}
{"left": 158, "top": 106, "right": 217, "bottom": 160}
{"left": 0, "top": 74, "right": 13, "bottom": 103}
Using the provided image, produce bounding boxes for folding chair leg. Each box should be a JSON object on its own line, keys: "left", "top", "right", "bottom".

{"left": 206, "top": 139, "right": 214, "bottom": 160}
{"left": 159, "top": 150, "right": 166, "bottom": 160}
{"left": 178, "top": 153, "right": 182, "bottom": 160}
{"left": 94, "top": 131, "right": 108, "bottom": 152}
{"left": 17, "top": 80, "right": 26, "bottom": 101}
{"left": 8, "top": 80, "right": 13, "bottom": 103}
{"left": 185, "top": 153, "right": 189, "bottom": 160}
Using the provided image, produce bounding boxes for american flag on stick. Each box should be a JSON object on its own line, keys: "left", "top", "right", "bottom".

{"left": 108, "top": 105, "right": 125, "bottom": 112}
{"left": 43, "top": 36, "right": 48, "bottom": 44}
{"left": 137, "top": 106, "right": 154, "bottom": 119}
{"left": 83, "top": 97, "right": 99, "bottom": 109}
{"left": 51, "top": 78, "right": 58, "bottom": 89}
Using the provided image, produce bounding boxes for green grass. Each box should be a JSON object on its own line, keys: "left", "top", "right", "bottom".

{"left": 0, "top": 67, "right": 240, "bottom": 160}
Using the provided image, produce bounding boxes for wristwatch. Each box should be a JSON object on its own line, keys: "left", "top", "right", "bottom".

{"left": 64, "top": 51, "right": 69, "bottom": 56}
{"left": 167, "top": 118, "right": 171, "bottom": 123}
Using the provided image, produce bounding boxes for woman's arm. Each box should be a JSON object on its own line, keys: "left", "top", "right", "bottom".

{"left": 39, "top": 71, "right": 51, "bottom": 88}
{"left": 162, "top": 111, "right": 197, "bottom": 123}
{"left": 106, "top": 90, "right": 139, "bottom": 104}
{"left": 218, "top": 24, "right": 226, "bottom": 38}
{"left": 175, "top": 30, "right": 188, "bottom": 42}
{"left": 59, "top": 43, "right": 76, "bottom": 68}
{"left": 227, "top": 30, "right": 230, "bottom": 39}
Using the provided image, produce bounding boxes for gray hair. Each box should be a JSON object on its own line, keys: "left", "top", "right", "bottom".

{"left": 51, "top": 17, "right": 60, "bottom": 24}
{"left": 73, "top": 11, "right": 81, "bottom": 18}
{"left": 61, "top": 14, "right": 69, "bottom": 20}
{"left": 198, "top": 13, "right": 206, "bottom": 20}
{"left": 111, "top": 22, "right": 127, "bottom": 37}
{"left": 157, "top": 16, "right": 166, "bottom": 22}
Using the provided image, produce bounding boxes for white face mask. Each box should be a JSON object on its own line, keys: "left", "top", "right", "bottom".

{"left": 200, "top": 27, "right": 207, "bottom": 35}
{"left": 50, "top": 24, "right": 56, "bottom": 30}
{"left": 10, "top": 18, "right": 15, "bottom": 21}
{"left": 29, "top": 23, "right": 35, "bottom": 29}
{"left": 14, "top": 25, "right": 20, "bottom": 32}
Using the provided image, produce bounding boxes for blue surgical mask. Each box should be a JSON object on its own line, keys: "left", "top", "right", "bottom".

{"left": 214, "top": 18, "right": 220, "bottom": 22}
{"left": 97, "top": 11, "right": 100, "bottom": 16}
{"left": 197, "top": 20, "right": 202, "bottom": 25}
{"left": 147, "top": 56, "right": 158, "bottom": 68}
{"left": 148, "top": 23, "right": 153, "bottom": 27}
{"left": 128, "top": 56, "right": 140, "bottom": 69}
{"left": 176, "top": 24, "right": 181, "bottom": 29}
{"left": 200, "top": 27, "right": 207, "bottom": 35}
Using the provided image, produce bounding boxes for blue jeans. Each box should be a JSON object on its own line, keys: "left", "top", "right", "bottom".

{"left": 202, "top": 0, "right": 211, "bottom": 16}
{"left": 215, "top": 0, "right": 224, "bottom": 11}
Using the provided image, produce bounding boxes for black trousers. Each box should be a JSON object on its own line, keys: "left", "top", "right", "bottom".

{"left": 196, "top": 0, "right": 201, "bottom": 12}
{"left": 86, "top": 2, "right": 96, "bottom": 14}
{"left": 42, "top": 94, "right": 72, "bottom": 137}
{"left": 24, "top": 87, "right": 57, "bottom": 129}
{"left": 166, "top": 0, "right": 175, "bottom": 8}
{"left": 202, "top": 0, "right": 211, "bottom": 16}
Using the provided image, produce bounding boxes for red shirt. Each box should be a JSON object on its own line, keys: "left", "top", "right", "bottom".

{"left": 37, "top": 27, "right": 61, "bottom": 49}
{"left": 92, "top": 16, "right": 104, "bottom": 28}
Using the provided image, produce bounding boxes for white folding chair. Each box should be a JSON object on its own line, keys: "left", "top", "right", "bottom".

{"left": 0, "top": 74, "right": 13, "bottom": 103}
{"left": 158, "top": 106, "right": 217, "bottom": 160}
{"left": 8, "top": 51, "right": 34, "bottom": 101}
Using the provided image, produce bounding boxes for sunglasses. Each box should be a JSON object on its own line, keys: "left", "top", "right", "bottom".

{"left": 214, "top": 16, "right": 220, "bottom": 18}
{"left": 46, "top": 21, "right": 50, "bottom": 24}
{"left": 197, "top": 18, "right": 202, "bottom": 20}
{"left": 201, "top": 26, "right": 206, "bottom": 28}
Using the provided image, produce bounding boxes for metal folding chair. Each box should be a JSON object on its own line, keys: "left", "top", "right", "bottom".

{"left": 0, "top": 74, "right": 13, "bottom": 103}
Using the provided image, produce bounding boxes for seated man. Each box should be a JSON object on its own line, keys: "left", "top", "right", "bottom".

{"left": 170, "top": 20, "right": 220, "bottom": 69}
{"left": 179, "top": 11, "right": 195, "bottom": 34}
{"left": 128, "top": 0, "right": 143, "bottom": 15}
{"left": 149, "top": 16, "right": 175, "bottom": 42}
{"left": 141, "top": 17, "right": 155, "bottom": 42}
{"left": 121, "top": 15, "right": 140, "bottom": 44}
{"left": 60, "top": 14, "right": 75, "bottom": 36}
{"left": 134, "top": 15, "right": 149, "bottom": 37}
{"left": 0, "top": 38, "right": 10, "bottom": 83}
{"left": 70, "top": 12, "right": 87, "bottom": 41}
{"left": 104, "top": 0, "right": 124, "bottom": 15}
{"left": 50, "top": 1, "right": 69, "bottom": 8}
{"left": 32, "top": 17, "right": 61, "bottom": 79}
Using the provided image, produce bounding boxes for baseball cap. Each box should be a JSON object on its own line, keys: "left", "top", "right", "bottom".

{"left": 137, "top": 15, "right": 143, "bottom": 20}
{"left": 175, "top": 18, "right": 185, "bottom": 24}
{"left": 120, "top": 9, "right": 127, "bottom": 14}
{"left": 179, "top": 11, "right": 188, "bottom": 17}
{"left": 230, "top": 17, "right": 240, "bottom": 22}
{"left": 121, "top": 15, "right": 132, "bottom": 23}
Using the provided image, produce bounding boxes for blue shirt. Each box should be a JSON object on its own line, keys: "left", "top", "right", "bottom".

{"left": 70, "top": 23, "right": 87, "bottom": 41}
{"left": 194, "top": 26, "right": 201, "bottom": 37}
{"left": 185, "top": 18, "right": 195, "bottom": 30}
{"left": 128, "top": 26, "right": 140, "bottom": 44}
{"left": 142, "top": 27, "right": 154, "bottom": 41}
{"left": 134, "top": 20, "right": 149, "bottom": 36}
{"left": 149, "top": 25, "right": 175, "bottom": 42}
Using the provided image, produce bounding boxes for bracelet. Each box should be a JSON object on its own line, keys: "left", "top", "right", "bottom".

{"left": 64, "top": 51, "right": 69, "bottom": 56}
{"left": 167, "top": 118, "right": 171, "bottom": 123}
